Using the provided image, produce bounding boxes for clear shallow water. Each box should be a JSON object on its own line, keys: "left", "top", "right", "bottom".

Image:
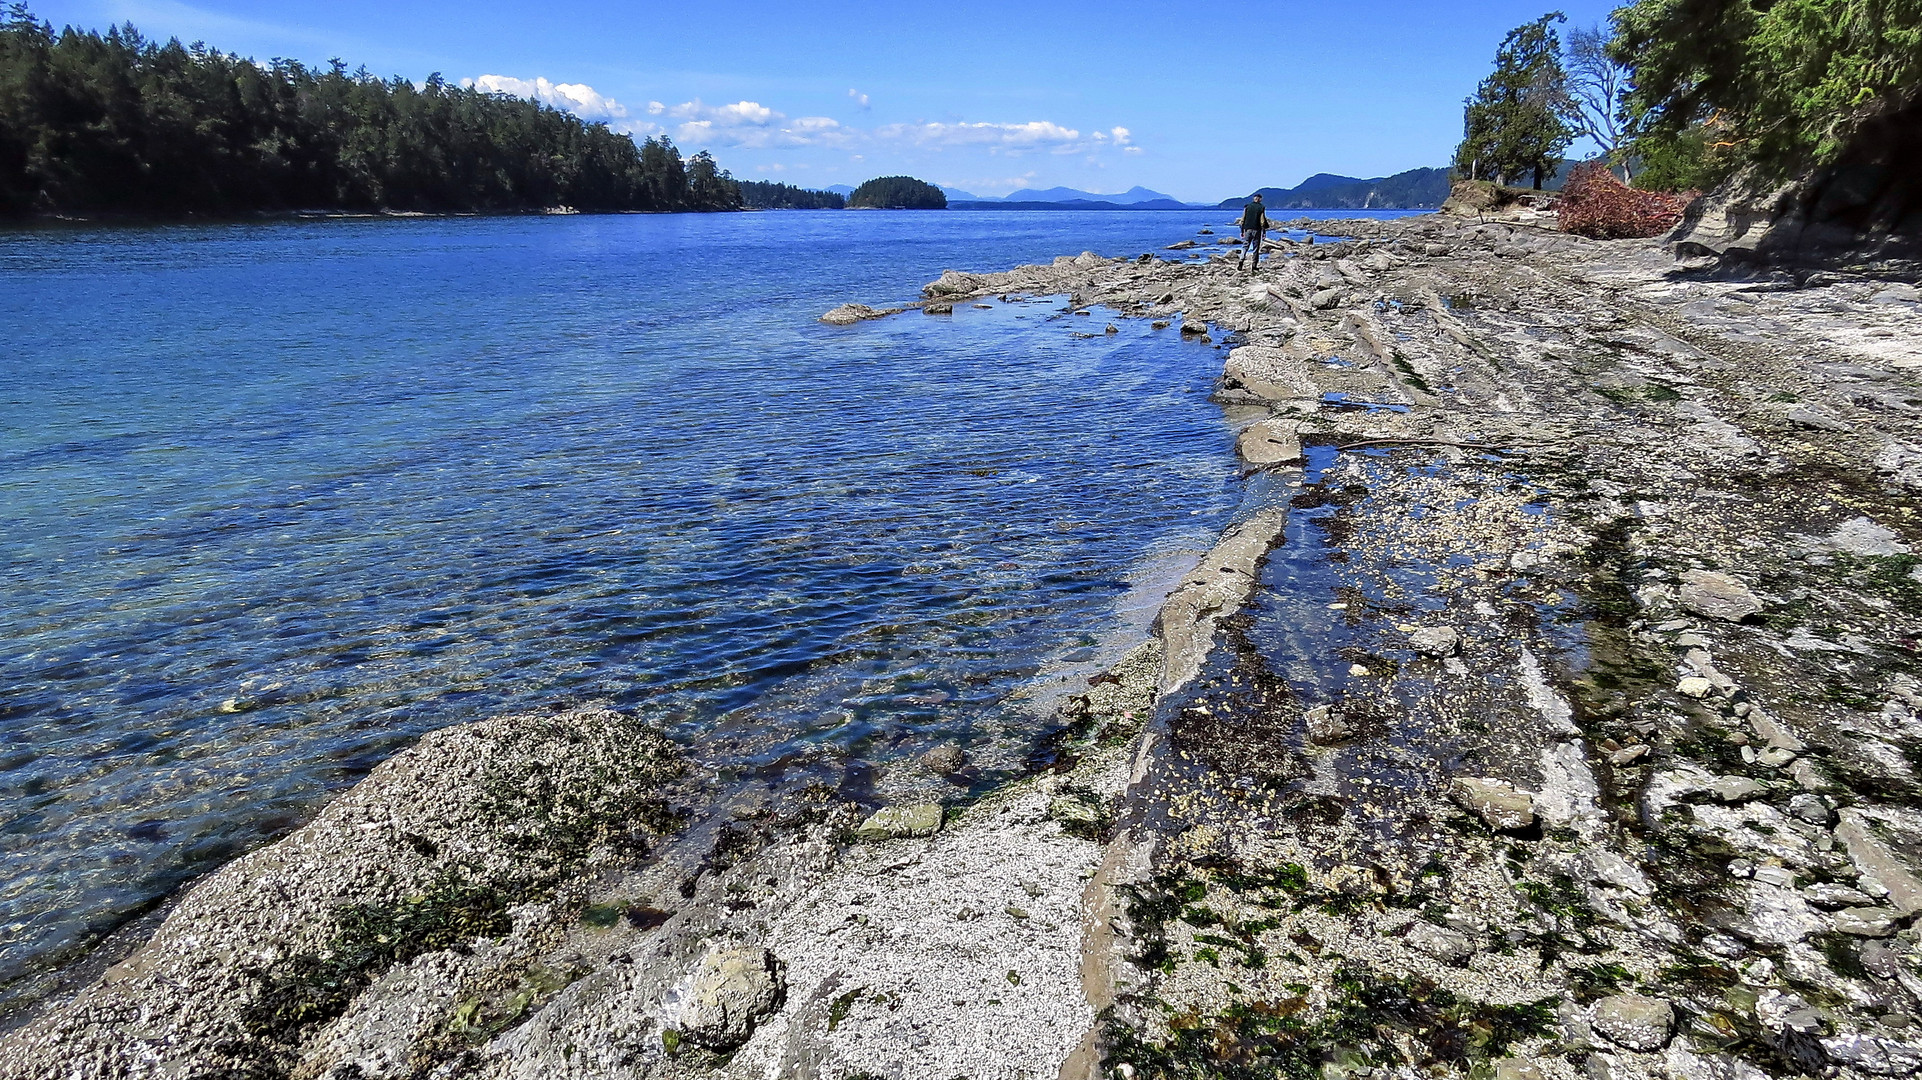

{"left": 0, "top": 206, "right": 1416, "bottom": 1001}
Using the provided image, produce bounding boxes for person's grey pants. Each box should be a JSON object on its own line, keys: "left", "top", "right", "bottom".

{"left": 1240, "top": 228, "right": 1264, "bottom": 269}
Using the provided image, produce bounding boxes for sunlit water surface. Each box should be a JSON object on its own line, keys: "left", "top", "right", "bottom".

{"left": 0, "top": 207, "right": 1416, "bottom": 1002}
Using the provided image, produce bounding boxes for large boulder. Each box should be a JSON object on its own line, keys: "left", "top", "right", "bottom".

{"left": 1590, "top": 993, "right": 1674, "bottom": 1051}
{"left": 661, "top": 945, "right": 785, "bottom": 1050}
{"left": 922, "top": 270, "right": 990, "bottom": 298}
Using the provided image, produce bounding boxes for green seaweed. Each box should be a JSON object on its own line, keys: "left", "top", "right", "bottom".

{"left": 243, "top": 873, "right": 514, "bottom": 1040}
{"left": 1564, "top": 961, "right": 1634, "bottom": 1004}
{"left": 1102, "top": 967, "right": 1559, "bottom": 1080}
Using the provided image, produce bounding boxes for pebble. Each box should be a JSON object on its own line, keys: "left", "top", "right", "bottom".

{"left": 1492, "top": 1059, "right": 1546, "bottom": 1080}
{"left": 1608, "top": 745, "right": 1649, "bottom": 765}
{"left": 921, "top": 744, "right": 968, "bottom": 776}
{"left": 1803, "top": 883, "right": 1875, "bottom": 909}
{"left": 1407, "top": 921, "right": 1477, "bottom": 964}
{"left": 661, "top": 945, "right": 786, "bottom": 1050}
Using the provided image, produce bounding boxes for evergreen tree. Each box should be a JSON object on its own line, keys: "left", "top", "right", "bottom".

{"left": 1612, "top": 0, "right": 1922, "bottom": 179}
{"left": 1454, "top": 13, "right": 1574, "bottom": 189}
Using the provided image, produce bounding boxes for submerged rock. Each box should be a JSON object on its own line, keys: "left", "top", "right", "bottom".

{"left": 921, "top": 743, "right": 968, "bottom": 776}
{"left": 1408, "top": 625, "right": 1462, "bottom": 657}
{"left": 820, "top": 303, "right": 896, "bottom": 325}
{"left": 1303, "top": 705, "right": 1352, "bottom": 745}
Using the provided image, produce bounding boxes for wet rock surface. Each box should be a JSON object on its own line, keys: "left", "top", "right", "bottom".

{"left": 7, "top": 213, "right": 1922, "bottom": 1079}
{"left": 903, "top": 213, "right": 1922, "bottom": 1080}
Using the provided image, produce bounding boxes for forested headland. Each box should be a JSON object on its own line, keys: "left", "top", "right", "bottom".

{"left": 0, "top": 4, "right": 741, "bottom": 217}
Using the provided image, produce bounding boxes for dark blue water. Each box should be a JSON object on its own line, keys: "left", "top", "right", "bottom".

{"left": 0, "top": 207, "right": 1414, "bottom": 1001}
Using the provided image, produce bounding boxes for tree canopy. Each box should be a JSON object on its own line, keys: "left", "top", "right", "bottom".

{"left": 0, "top": 3, "right": 741, "bottom": 215}
{"left": 739, "top": 180, "right": 844, "bottom": 209}
{"left": 847, "top": 176, "right": 946, "bottom": 209}
{"left": 1612, "top": 0, "right": 1922, "bottom": 179}
{"left": 1454, "top": 13, "right": 1575, "bottom": 188}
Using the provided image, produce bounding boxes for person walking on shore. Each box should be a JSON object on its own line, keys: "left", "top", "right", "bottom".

{"left": 1237, "top": 192, "right": 1269, "bottom": 272}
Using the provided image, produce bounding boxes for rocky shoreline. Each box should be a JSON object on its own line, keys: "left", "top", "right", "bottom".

{"left": 4, "top": 211, "right": 1921, "bottom": 1080}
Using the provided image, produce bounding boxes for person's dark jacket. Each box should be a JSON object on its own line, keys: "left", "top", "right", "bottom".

{"left": 1239, "top": 202, "right": 1268, "bottom": 231}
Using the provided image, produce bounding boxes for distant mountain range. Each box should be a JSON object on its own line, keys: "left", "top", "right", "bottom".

{"left": 815, "top": 170, "right": 1463, "bottom": 211}
{"left": 1217, "top": 168, "right": 1452, "bottom": 210}
{"left": 941, "top": 184, "right": 1184, "bottom": 204}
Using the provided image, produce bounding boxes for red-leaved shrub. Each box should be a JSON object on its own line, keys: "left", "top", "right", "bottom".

{"left": 1557, "top": 163, "right": 1697, "bottom": 239}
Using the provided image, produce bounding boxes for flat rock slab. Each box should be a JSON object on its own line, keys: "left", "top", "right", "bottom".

{"left": 1235, "top": 419, "right": 1303, "bottom": 466}
{"left": 1221, "top": 345, "right": 1319, "bottom": 402}
{"left": 1449, "top": 777, "right": 1537, "bottom": 831}
{"left": 1678, "top": 569, "right": 1763, "bottom": 622}
{"left": 854, "top": 803, "right": 944, "bottom": 841}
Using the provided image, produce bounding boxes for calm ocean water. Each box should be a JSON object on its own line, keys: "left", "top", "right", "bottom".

{"left": 0, "top": 207, "right": 1416, "bottom": 1003}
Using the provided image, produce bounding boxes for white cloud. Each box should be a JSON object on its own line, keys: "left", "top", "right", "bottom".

{"left": 463, "top": 75, "right": 1140, "bottom": 163}
{"left": 874, "top": 119, "right": 1083, "bottom": 153}
{"left": 467, "top": 75, "right": 628, "bottom": 123}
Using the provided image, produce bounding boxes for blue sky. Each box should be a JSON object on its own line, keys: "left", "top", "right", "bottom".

{"left": 33, "top": 1, "right": 1622, "bottom": 201}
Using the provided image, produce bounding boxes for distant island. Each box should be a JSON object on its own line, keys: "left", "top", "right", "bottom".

{"left": 0, "top": 5, "right": 742, "bottom": 216}
{"left": 848, "top": 176, "right": 947, "bottom": 209}
{"left": 740, "top": 181, "right": 846, "bottom": 210}
{"left": 1217, "top": 167, "right": 1453, "bottom": 210}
